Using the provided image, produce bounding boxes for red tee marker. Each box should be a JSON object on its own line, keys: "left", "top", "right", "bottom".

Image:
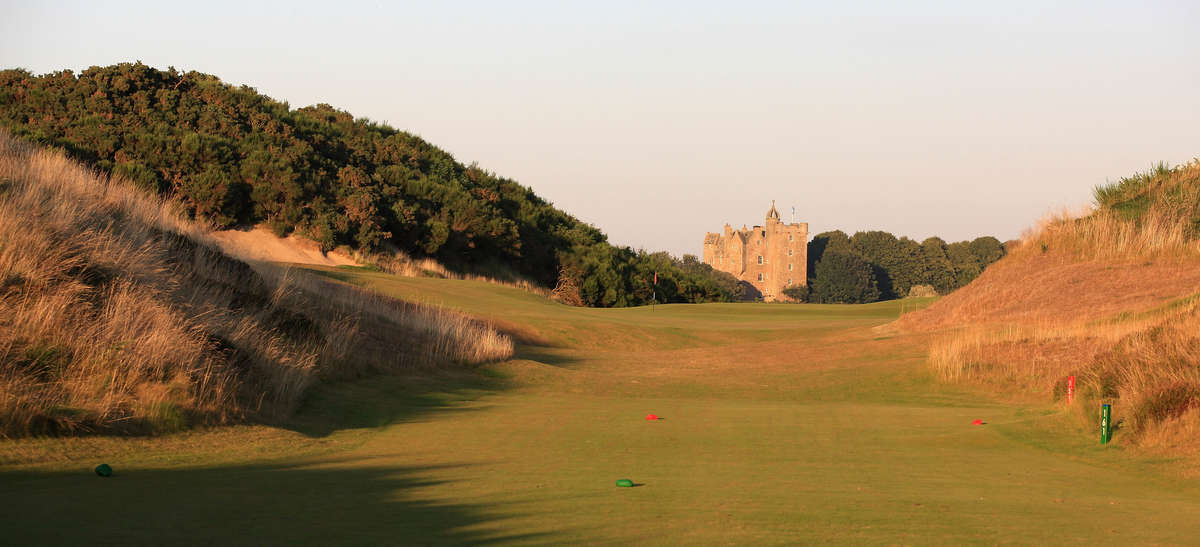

{"left": 972, "top": 419, "right": 983, "bottom": 426}
{"left": 645, "top": 414, "right": 658, "bottom": 421}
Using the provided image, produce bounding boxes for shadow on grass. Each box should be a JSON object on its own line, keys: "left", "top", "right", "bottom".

{"left": 283, "top": 343, "right": 587, "bottom": 438}
{"left": 284, "top": 371, "right": 505, "bottom": 438}
{"left": 513, "top": 346, "right": 582, "bottom": 368}
{"left": 0, "top": 459, "right": 558, "bottom": 545}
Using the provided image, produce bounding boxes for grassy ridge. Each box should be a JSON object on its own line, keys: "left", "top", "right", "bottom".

{"left": 903, "top": 160, "right": 1200, "bottom": 455}
{"left": 0, "top": 130, "right": 511, "bottom": 437}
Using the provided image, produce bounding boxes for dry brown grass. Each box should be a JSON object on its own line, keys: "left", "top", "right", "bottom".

{"left": 906, "top": 168, "right": 1200, "bottom": 450}
{"left": 361, "top": 246, "right": 550, "bottom": 297}
{"left": 208, "top": 221, "right": 550, "bottom": 298}
{"left": 1015, "top": 206, "right": 1200, "bottom": 262}
{"left": 0, "top": 131, "right": 512, "bottom": 437}
{"left": 256, "top": 265, "right": 516, "bottom": 372}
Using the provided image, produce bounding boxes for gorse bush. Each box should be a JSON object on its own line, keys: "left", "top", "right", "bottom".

{"left": 0, "top": 62, "right": 736, "bottom": 307}
{"left": 0, "top": 131, "right": 512, "bottom": 437}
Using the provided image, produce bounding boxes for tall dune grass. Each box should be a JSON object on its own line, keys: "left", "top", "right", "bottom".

{"left": 1015, "top": 159, "right": 1200, "bottom": 260}
{"left": 1015, "top": 207, "right": 1200, "bottom": 261}
{"left": 358, "top": 246, "right": 551, "bottom": 298}
{"left": 257, "top": 265, "right": 516, "bottom": 373}
{"left": 0, "top": 131, "right": 512, "bottom": 437}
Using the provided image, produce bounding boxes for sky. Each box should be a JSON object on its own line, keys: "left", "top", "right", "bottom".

{"left": 2, "top": 1, "right": 1198, "bottom": 256}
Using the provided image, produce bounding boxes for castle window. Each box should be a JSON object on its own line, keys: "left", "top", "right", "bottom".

{"left": 761, "top": 231, "right": 766, "bottom": 237}
{"left": 788, "top": 249, "right": 793, "bottom": 256}
{"left": 757, "top": 255, "right": 763, "bottom": 265}
{"left": 788, "top": 277, "right": 793, "bottom": 284}
{"left": 788, "top": 264, "right": 793, "bottom": 271}
{"left": 757, "top": 273, "right": 764, "bottom": 281}
{"left": 789, "top": 234, "right": 793, "bottom": 241}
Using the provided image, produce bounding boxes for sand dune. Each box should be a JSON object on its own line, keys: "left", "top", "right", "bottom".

{"left": 208, "top": 226, "right": 358, "bottom": 267}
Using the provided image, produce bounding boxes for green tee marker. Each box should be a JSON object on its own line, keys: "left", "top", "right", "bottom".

{"left": 94, "top": 464, "right": 113, "bottom": 477}
{"left": 1100, "top": 404, "right": 1112, "bottom": 444}
{"left": 615, "top": 479, "right": 634, "bottom": 487}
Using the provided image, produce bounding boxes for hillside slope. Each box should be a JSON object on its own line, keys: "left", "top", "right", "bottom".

{"left": 0, "top": 62, "right": 739, "bottom": 307}
{"left": 0, "top": 130, "right": 511, "bottom": 437}
{"left": 897, "top": 160, "right": 1200, "bottom": 453}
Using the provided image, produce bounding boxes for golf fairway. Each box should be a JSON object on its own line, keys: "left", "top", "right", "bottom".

{"left": 4, "top": 272, "right": 1199, "bottom": 545}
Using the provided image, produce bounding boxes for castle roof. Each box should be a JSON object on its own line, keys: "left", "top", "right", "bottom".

{"left": 766, "top": 200, "right": 780, "bottom": 221}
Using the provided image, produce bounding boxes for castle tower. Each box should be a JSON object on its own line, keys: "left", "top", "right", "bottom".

{"left": 701, "top": 201, "right": 808, "bottom": 302}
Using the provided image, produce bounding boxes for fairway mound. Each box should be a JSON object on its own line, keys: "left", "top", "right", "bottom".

{"left": 895, "top": 249, "right": 1200, "bottom": 332}
{"left": 896, "top": 160, "right": 1200, "bottom": 455}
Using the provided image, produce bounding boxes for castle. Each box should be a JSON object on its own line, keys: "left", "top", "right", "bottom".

{"left": 702, "top": 201, "right": 808, "bottom": 301}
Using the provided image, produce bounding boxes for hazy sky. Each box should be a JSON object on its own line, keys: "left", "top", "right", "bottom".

{"left": 3, "top": 1, "right": 1198, "bottom": 256}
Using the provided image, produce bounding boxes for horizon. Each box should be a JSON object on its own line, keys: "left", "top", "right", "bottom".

{"left": 2, "top": 1, "right": 1197, "bottom": 256}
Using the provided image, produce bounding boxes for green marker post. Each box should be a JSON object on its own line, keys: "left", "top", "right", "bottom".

{"left": 1100, "top": 404, "right": 1112, "bottom": 444}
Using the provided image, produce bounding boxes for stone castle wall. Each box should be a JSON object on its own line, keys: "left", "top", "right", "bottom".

{"left": 702, "top": 202, "right": 807, "bottom": 301}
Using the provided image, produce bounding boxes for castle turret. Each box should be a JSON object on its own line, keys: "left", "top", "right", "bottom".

{"left": 766, "top": 200, "right": 781, "bottom": 223}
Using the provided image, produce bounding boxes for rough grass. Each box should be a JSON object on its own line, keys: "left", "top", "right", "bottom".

{"left": 905, "top": 159, "right": 1200, "bottom": 452}
{"left": 356, "top": 244, "right": 551, "bottom": 298}
{"left": 1093, "top": 159, "right": 1200, "bottom": 230}
{"left": 0, "top": 131, "right": 512, "bottom": 437}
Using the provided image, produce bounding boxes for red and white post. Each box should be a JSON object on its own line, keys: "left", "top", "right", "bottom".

{"left": 1067, "top": 375, "right": 1076, "bottom": 405}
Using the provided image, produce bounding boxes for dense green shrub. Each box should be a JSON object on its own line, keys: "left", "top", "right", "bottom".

{"left": 811, "top": 251, "right": 880, "bottom": 304}
{"left": 919, "top": 237, "right": 958, "bottom": 295}
{"left": 0, "top": 63, "right": 736, "bottom": 307}
{"left": 781, "top": 284, "right": 809, "bottom": 302}
{"left": 807, "top": 230, "right": 852, "bottom": 275}
{"left": 807, "top": 230, "right": 1004, "bottom": 301}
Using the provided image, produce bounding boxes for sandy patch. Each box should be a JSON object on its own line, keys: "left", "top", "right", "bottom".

{"left": 207, "top": 226, "right": 358, "bottom": 266}
{"left": 896, "top": 252, "right": 1200, "bottom": 332}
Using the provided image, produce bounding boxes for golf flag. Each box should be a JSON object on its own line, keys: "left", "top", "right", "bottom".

{"left": 653, "top": 271, "right": 657, "bottom": 285}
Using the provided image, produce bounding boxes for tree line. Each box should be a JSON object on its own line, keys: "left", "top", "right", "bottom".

{"left": 787, "top": 230, "right": 1006, "bottom": 303}
{"left": 0, "top": 62, "right": 740, "bottom": 306}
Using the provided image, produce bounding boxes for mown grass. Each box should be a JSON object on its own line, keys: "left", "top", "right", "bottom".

{"left": 6, "top": 272, "right": 1200, "bottom": 544}
{"left": 302, "top": 265, "right": 908, "bottom": 351}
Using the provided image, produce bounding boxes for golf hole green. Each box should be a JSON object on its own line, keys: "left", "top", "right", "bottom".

{"left": 616, "top": 479, "right": 634, "bottom": 487}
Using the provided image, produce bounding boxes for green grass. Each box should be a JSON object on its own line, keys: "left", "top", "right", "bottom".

{"left": 5, "top": 269, "right": 1200, "bottom": 544}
